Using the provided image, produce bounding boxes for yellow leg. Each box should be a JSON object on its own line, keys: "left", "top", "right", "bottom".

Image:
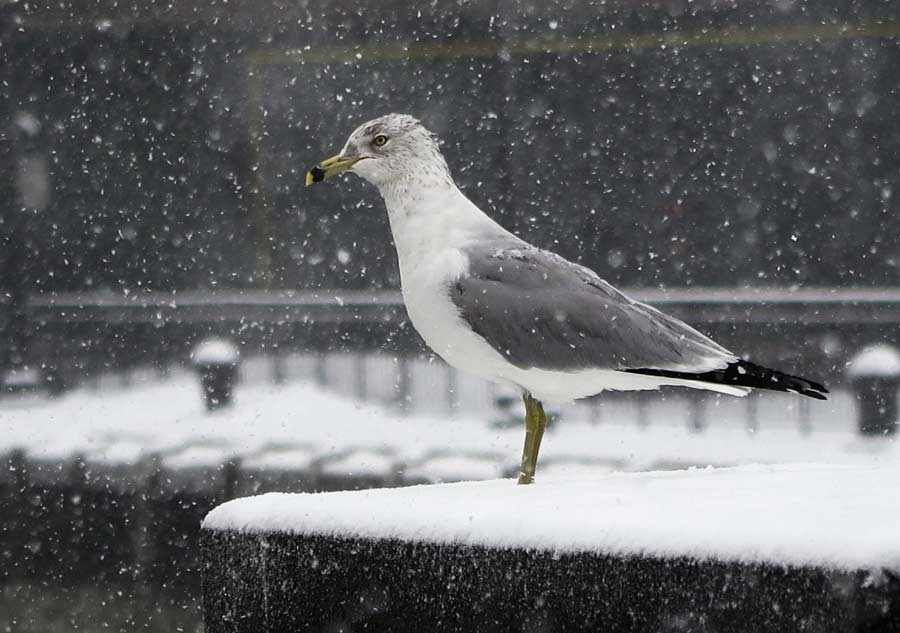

{"left": 517, "top": 395, "right": 537, "bottom": 484}
{"left": 517, "top": 394, "right": 548, "bottom": 485}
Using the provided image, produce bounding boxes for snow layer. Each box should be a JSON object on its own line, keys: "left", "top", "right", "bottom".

{"left": 203, "top": 463, "right": 900, "bottom": 571}
{"left": 847, "top": 344, "right": 900, "bottom": 378}
{"left": 0, "top": 372, "right": 897, "bottom": 475}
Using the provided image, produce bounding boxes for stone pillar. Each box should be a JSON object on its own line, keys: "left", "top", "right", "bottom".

{"left": 847, "top": 344, "right": 900, "bottom": 437}
{"left": 191, "top": 338, "right": 241, "bottom": 411}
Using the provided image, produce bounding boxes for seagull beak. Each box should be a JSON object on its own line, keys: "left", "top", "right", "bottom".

{"left": 305, "top": 154, "right": 361, "bottom": 186}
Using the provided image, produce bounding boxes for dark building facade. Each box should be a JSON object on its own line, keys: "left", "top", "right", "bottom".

{"left": 3, "top": 0, "right": 899, "bottom": 293}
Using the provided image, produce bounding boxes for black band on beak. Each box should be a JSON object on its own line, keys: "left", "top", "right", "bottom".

{"left": 308, "top": 165, "right": 326, "bottom": 183}
{"left": 306, "top": 153, "right": 361, "bottom": 186}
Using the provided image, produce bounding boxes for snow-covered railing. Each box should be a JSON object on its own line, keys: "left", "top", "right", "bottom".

{"left": 201, "top": 465, "right": 900, "bottom": 632}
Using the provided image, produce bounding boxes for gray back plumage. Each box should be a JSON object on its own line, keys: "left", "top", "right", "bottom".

{"left": 450, "top": 241, "right": 735, "bottom": 372}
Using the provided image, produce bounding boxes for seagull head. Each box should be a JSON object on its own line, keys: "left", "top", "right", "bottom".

{"left": 306, "top": 113, "right": 452, "bottom": 190}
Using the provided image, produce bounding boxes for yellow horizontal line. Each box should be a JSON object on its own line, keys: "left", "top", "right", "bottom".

{"left": 249, "top": 21, "right": 900, "bottom": 66}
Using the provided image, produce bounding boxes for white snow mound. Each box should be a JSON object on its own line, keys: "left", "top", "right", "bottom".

{"left": 848, "top": 344, "right": 900, "bottom": 378}
{"left": 191, "top": 338, "right": 240, "bottom": 365}
{"left": 203, "top": 462, "right": 900, "bottom": 571}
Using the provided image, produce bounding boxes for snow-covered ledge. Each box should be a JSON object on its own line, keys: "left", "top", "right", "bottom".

{"left": 201, "top": 463, "right": 900, "bottom": 633}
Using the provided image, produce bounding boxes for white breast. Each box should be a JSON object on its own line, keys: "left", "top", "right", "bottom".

{"left": 384, "top": 185, "right": 517, "bottom": 384}
{"left": 400, "top": 249, "right": 506, "bottom": 376}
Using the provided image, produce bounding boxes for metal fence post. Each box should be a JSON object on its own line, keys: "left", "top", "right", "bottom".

{"left": 445, "top": 364, "right": 458, "bottom": 416}
{"left": 354, "top": 353, "right": 368, "bottom": 402}
{"left": 395, "top": 355, "right": 411, "bottom": 413}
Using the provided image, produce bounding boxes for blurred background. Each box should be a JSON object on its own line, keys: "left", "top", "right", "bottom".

{"left": 2, "top": 0, "right": 900, "bottom": 630}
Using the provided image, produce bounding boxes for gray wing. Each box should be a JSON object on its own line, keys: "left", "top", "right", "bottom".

{"left": 450, "top": 242, "right": 735, "bottom": 373}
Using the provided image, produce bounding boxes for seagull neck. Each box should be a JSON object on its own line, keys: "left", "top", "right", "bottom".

{"left": 379, "top": 179, "right": 505, "bottom": 255}
{"left": 378, "top": 175, "right": 456, "bottom": 215}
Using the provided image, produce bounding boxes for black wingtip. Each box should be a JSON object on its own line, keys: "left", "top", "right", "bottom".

{"left": 740, "top": 360, "right": 829, "bottom": 400}
{"left": 626, "top": 360, "right": 829, "bottom": 400}
{"left": 791, "top": 388, "right": 828, "bottom": 401}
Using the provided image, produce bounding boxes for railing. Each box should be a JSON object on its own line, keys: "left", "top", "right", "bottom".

{"left": 18, "top": 287, "right": 899, "bottom": 393}
{"left": 26, "top": 286, "right": 900, "bottom": 325}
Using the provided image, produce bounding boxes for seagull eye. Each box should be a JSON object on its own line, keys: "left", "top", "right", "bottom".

{"left": 372, "top": 134, "right": 389, "bottom": 147}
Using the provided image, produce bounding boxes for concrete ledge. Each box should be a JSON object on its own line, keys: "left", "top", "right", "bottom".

{"left": 201, "top": 529, "right": 900, "bottom": 632}
{"left": 201, "top": 465, "right": 900, "bottom": 632}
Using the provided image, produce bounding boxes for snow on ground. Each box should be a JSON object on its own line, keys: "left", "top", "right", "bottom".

{"left": 0, "top": 368, "right": 897, "bottom": 480}
{"left": 203, "top": 462, "right": 900, "bottom": 571}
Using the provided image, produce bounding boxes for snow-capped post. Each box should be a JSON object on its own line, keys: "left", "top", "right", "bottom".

{"left": 191, "top": 337, "right": 241, "bottom": 411}
{"left": 847, "top": 343, "right": 900, "bottom": 436}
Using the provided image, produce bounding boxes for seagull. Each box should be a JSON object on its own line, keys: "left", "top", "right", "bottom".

{"left": 306, "top": 113, "right": 828, "bottom": 485}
